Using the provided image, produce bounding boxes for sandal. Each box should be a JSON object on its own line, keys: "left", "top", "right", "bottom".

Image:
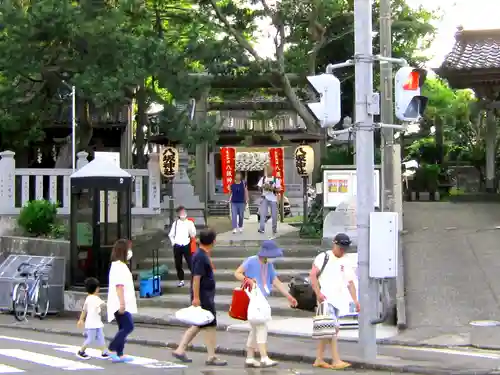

{"left": 313, "top": 360, "right": 332, "bottom": 369}
{"left": 205, "top": 357, "right": 228, "bottom": 366}
{"left": 172, "top": 352, "right": 193, "bottom": 363}
{"left": 331, "top": 361, "right": 351, "bottom": 369}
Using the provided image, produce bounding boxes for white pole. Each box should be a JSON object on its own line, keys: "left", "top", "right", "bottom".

{"left": 354, "top": 0, "right": 378, "bottom": 360}
{"left": 71, "top": 85, "right": 76, "bottom": 171}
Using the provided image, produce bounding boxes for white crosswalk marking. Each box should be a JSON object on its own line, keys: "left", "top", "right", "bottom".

{"left": 0, "top": 335, "right": 188, "bottom": 371}
{"left": 0, "top": 364, "right": 24, "bottom": 374}
{"left": 0, "top": 349, "right": 103, "bottom": 371}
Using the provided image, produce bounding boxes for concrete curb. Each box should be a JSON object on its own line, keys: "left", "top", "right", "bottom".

{"left": 0, "top": 323, "right": 496, "bottom": 374}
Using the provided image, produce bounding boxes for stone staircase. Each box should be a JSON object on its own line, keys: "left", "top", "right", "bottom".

{"left": 133, "top": 239, "right": 358, "bottom": 325}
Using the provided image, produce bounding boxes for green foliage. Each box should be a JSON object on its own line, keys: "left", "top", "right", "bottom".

{"left": 17, "top": 200, "right": 59, "bottom": 237}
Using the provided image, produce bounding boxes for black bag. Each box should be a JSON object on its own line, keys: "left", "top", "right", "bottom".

{"left": 289, "top": 252, "right": 329, "bottom": 312}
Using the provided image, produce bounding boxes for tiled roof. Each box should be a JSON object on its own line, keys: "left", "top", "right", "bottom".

{"left": 440, "top": 27, "right": 500, "bottom": 71}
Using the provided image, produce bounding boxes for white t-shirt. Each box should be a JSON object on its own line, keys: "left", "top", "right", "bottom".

{"left": 257, "top": 177, "right": 281, "bottom": 202}
{"left": 84, "top": 295, "right": 105, "bottom": 329}
{"left": 168, "top": 219, "right": 196, "bottom": 246}
{"left": 107, "top": 261, "right": 138, "bottom": 322}
{"left": 313, "top": 251, "right": 356, "bottom": 309}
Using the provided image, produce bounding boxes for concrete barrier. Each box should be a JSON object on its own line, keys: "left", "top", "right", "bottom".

{"left": 470, "top": 320, "right": 500, "bottom": 349}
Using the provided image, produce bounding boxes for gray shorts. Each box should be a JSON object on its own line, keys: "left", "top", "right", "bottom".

{"left": 83, "top": 328, "right": 105, "bottom": 347}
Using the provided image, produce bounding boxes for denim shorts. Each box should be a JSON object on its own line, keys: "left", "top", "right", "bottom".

{"left": 326, "top": 304, "right": 340, "bottom": 327}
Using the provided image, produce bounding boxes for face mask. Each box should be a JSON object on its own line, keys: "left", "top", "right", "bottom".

{"left": 127, "top": 249, "right": 133, "bottom": 261}
{"left": 179, "top": 214, "right": 187, "bottom": 220}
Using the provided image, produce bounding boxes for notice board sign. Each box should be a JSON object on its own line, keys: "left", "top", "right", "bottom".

{"left": 323, "top": 168, "right": 380, "bottom": 208}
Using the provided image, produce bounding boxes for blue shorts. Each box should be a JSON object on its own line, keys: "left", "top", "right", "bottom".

{"left": 83, "top": 328, "right": 105, "bottom": 347}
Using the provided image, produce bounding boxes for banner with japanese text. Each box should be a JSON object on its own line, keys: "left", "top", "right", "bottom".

{"left": 220, "top": 147, "right": 236, "bottom": 194}
{"left": 269, "top": 147, "right": 285, "bottom": 193}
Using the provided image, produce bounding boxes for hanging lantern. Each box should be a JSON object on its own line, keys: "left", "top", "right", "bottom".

{"left": 294, "top": 144, "right": 314, "bottom": 176}
{"left": 160, "top": 146, "right": 179, "bottom": 178}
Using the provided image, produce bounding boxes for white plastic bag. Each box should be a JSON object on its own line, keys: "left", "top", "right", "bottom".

{"left": 246, "top": 287, "right": 272, "bottom": 324}
{"left": 175, "top": 306, "right": 214, "bottom": 326}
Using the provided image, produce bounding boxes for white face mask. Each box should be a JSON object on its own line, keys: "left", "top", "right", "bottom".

{"left": 127, "top": 249, "right": 133, "bottom": 260}
{"left": 179, "top": 214, "right": 187, "bottom": 220}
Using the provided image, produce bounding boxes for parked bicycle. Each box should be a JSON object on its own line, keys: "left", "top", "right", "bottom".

{"left": 12, "top": 262, "right": 52, "bottom": 321}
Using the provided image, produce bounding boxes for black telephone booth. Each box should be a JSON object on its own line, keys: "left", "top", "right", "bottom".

{"left": 69, "top": 158, "right": 132, "bottom": 287}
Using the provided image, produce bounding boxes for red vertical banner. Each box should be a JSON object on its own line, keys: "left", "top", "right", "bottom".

{"left": 220, "top": 147, "right": 236, "bottom": 194}
{"left": 269, "top": 147, "right": 285, "bottom": 193}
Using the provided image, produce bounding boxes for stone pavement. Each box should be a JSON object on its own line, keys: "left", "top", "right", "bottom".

{"left": 215, "top": 215, "right": 298, "bottom": 243}
{"left": 2, "top": 315, "right": 500, "bottom": 374}
{"left": 402, "top": 202, "right": 500, "bottom": 346}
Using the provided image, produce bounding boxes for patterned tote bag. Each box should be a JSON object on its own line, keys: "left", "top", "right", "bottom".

{"left": 312, "top": 301, "right": 339, "bottom": 339}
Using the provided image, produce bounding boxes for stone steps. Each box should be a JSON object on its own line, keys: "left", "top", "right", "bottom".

{"left": 138, "top": 256, "right": 316, "bottom": 271}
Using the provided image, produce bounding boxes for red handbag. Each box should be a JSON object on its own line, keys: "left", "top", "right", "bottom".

{"left": 229, "top": 287, "right": 250, "bottom": 321}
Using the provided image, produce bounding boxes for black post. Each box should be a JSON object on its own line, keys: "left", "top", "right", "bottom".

{"left": 302, "top": 175, "right": 309, "bottom": 226}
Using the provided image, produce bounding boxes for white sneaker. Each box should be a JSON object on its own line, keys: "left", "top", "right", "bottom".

{"left": 245, "top": 358, "right": 260, "bottom": 368}
{"left": 177, "top": 281, "right": 185, "bottom": 287}
{"left": 261, "top": 358, "right": 278, "bottom": 367}
{"left": 232, "top": 229, "right": 237, "bottom": 234}
{"left": 238, "top": 227, "right": 243, "bottom": 233}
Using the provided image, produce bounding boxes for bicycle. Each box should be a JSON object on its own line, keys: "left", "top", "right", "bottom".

{"left": 12, "top": 262, "right": 52, "bottom": 321}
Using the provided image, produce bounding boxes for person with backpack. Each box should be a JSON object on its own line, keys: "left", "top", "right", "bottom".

{"left": 168, "top": 206, "right": 197, "bottom": 287}
{"left": 257, "top": 165, "right": 281, "bottom": 235}
{"left": 309, "top": 233, "right": 360, "bottom": 370}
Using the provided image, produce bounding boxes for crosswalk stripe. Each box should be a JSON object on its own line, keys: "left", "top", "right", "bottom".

{"left": 0, "top": 364, "right": 24, "bottom": 374}
{"left": 55, "top": 347, "right": 159, "bottom": 366}
{"left": 0, "top": 349, "right": 103, "bottom": 371}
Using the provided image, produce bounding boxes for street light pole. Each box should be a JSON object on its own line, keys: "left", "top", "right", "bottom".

{"left": 71, "top": 85, "right": 76, "bottom": 171}
{"left": 354, "top": 0, "right": 378, "bottom": 360}
{"left": 380, "top": 0, "right": 394, "bottom": 212}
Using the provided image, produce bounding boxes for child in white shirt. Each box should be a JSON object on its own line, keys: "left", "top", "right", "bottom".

{"left": 77, "top": 277, "right": 108, "bottom": 359}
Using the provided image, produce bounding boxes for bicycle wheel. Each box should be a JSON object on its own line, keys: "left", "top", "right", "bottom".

{"left": 35, "top": 281, "right": 50, "bottom": 319}
{"left": 12, "top": 283, "right": 29, "bottom": 321}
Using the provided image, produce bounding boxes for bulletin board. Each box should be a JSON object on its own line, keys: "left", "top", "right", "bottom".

{"left": 323, "top": 168, "right": 380, "bottom": 208}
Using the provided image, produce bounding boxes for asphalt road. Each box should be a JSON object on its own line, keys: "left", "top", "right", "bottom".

{"left": 0, "top": 329, "right": 409, "bottom": 375}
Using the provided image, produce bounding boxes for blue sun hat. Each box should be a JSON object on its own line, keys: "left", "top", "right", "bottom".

{"left": 257, "top": 240, "right": 283, "bottom": 258}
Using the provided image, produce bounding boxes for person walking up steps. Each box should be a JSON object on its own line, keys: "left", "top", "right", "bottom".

{"left": 169, "top": 206, "right": 196, "bottom": 287}
{"left": 76, "top": 277, "right": 108, "bottom": 359}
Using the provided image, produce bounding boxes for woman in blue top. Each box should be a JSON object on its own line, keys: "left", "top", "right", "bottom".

{"left": 229, "top": 172, "right": 248, "bottom": 234}
{"left": 234, "top": 240, "right": 297, "bottom": 368}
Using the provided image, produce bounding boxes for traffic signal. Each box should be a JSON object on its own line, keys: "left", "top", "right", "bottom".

{"left": 306, "top": 74, "right": 341, "bottom": 128}
{"left": 394, "top": 67, "right": 428, "bottom": 121}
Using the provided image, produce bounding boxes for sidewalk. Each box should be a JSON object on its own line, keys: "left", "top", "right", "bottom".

{"left": 215, "top": 215, "right": 299, "bottom": 243}
{"left": 1, "top": 314, "right": 499, "bottom": 374}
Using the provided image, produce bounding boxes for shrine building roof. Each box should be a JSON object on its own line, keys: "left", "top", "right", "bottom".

{"left": 437, "top": 27, "right": 500, "bottom": 90}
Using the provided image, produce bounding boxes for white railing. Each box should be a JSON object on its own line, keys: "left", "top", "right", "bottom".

{"left": 0, "top": 150, "right": 161, "bottom": 215}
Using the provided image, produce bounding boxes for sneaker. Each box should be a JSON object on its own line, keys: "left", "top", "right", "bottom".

{"left": 77, "top": 351, "right": 90, "bottom": 360}
{"left": 101, "top": 352, "right": 110, "bottom": 359}
{"left": 261, "top": 358, "right": 278, "bottom": 367}
{"left": 245, "top": 358, "right": 260, "bottom": 368}
{"left": 258, "top": 229, "right": 264, "bottom": 234}
{"left": 232, "top": 229, "right": 237, "bottom": 234}
{"left": 238, "top": 228, "right": 243, "bottom": 233}
{"left": 177, "top": 280, "right": 185, "bottom": 287}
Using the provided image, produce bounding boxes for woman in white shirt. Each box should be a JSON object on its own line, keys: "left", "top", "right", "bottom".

{"left": 107, "top": 239, "right": 138, "bottom": 363}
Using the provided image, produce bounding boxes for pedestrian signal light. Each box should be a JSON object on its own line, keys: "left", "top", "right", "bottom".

{"left": 395, "top": 67, "right": 428, "bottom": 121}
{"left": 306, "top": 73, "right": 342, "bottom": 128}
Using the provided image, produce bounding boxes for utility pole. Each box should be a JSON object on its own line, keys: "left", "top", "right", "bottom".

{"left": 380, "top": 0, "right": 394, "bottom": 211}
{"left": 354, "top": 0, "right": 378, "bottom": 360}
